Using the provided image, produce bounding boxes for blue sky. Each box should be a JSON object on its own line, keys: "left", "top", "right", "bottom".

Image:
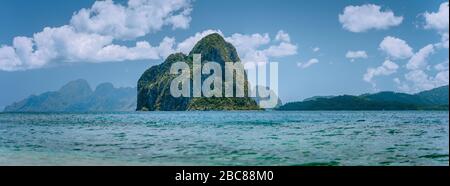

{"left": 0, "top": 0, "right": 448, "bottom": 108}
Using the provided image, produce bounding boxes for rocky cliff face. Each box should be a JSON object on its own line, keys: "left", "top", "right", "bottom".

{"left": 137, "top": 33, "right": 259, "bottom": 111}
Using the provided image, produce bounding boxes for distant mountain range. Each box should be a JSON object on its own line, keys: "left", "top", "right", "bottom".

{"left": 278, "top": 85, "right": 449, "bottom": 111}
{"left": 3, "top": 79, "right": 136, "bottom": 112}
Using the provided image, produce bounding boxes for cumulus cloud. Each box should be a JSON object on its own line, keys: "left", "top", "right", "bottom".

{"left": 406, "top": 44, "right": 435, "bottom": 70}
{"left": 224, "top": 32, "right": 271, "bottom": 63}
{"left": 1, "top": 0, "right": 298, "bottom": 71}
{"left": 395, "top": 45, "right": 447, "bottom": 93}
{"left": 434, "top": 60, "right": 449, "bottom": 71}
{"left": 402, "top": 69, "right": 449, "bottom": 92}
{"left": 0, "top": 46, "right": 21, "bottom": 71}
{"left": 275, "top": 30, "right": 291, "bottom": 42}
{"left": 393, "top": 2, "right": 449, "bottom": 93}
{"left": 436, "top": 32, "right": 449, "bottom": 49}
{"left": 339, "top": 4, "right": 403, "bottom": 32}
{"left": 225, "top": 31, "right": 297, "bottom": 64}
{"left": 262, "top": 42, "right": 298, "bottom": 57}
{"left": 363, "top": 60, "right": 399, "bottom": 86}
{"left": 379, "top": 36, "right": 414, "bottom": 59}
{"left": 423, "top": 2, "right": 449, "bottom": 32}
{"left": 297, "top": 58, "right": 319, "bottom": 69}
{"left": 397, "top": 45, "right": 447, "bottom": 93}
{"left": 1, "top": 26, "right": 298, "bottom": 71}
{"left": 437, "top": 32, "right": 449, "bottom": 49}
{"left": 345, "top": 50, "right": 368, "bottom": 62}
{"left": 313, "top": 47, "right": 320, "bottom": 52}
{"left": 94, "top": 37, "right": 176, "bottom": 62}
{"left": 394, "top": 2, "right": 449, "bottom": 92}
{"left": 423, "top": 2, "right": 449, "bottom": 49}
{"left": 0, "top": 0, "right": 192, "bottom": 71}
{"left": 70, "top": 0, "right": 192, "bottom": 40}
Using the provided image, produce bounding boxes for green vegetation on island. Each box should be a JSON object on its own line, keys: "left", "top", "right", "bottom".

{"left": 136, "top": 33, "right": 259, "bottom": 111}
{"left": 277, "top": 85, "right": 449, "bottom": 111}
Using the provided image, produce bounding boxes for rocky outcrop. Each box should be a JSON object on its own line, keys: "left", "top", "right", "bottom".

{"left": 137, "top": 33, "right": 259, "bottom": 111}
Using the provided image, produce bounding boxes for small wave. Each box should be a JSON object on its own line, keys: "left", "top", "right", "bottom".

{"left": 419, "top": 154, "right": 449, "bottom": 159}
{"left": 295, "top": 161, "right": 340, "bottom": 166}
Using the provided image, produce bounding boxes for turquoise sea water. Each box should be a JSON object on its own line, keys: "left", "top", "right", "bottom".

{"left": 0, "top": 111, "right": 448, "bottom": 166}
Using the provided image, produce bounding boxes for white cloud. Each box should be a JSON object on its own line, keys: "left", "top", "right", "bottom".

{"left": 0, "top": 46, "right": 21, "bottom": 71}
{"left": 398, "top": 44, "right": 448, "bottom": 93}
{"left": 339, "top": 4, "right": 403, "bottom": 32}
{"left": 33, "top": 26, "right": 115, "bottom": 62}
{"left": 424, "top": 2, "right": 449, "bottom": 32}
{"left": 1, "top": 27, "right": 298, "bottom": 71}
{"left": 393, "top": 78, "right": 410, "bottom": 92}
{"left": 94, "top": 37, "right": 176, "bottom": 62}
{"left": 363, "top": 60, "right": 399, "bottom": 85}
{"left": 396, "top": 2, "right": 449, "bottom": 92}
{"left": 313, "top": 47, "right": 320, "bottom": 52}
{"left": 406, "top": 44, "right": 435, "bottom": 70}
{"left": 345, "top": 50, "right": 368, "bottom": 62}
{"left": 0, "top": 0, "right": 193, "bottom": 71}
{"left": 396, "top": 52, "right": 448, "bottom": 93}
{"left": 434, "top": 60, "right": 449, "bottom": 71}
{"left": 165, "top": 7, "right": 192, "bottom": 30}
{"left": 437, "top": 32, "right": 449, "bottom": 49}
{"left": 0, "top": 0, "right": 298, "bottom": 72}
{"left": 403, "top": 70, "right": 449, "bottom": 92}
{"left": 395, "top": 2, "right": 450, "bottom": 93}
{"left": 297, "top": 58, "right": 319, "bottom": 69}
{"left": 0, "top": 25, "right": 176, "bottom": 71}
{"left": 224, "top": 31, "right": 297, "bottom": 64}
{"left": 379, "top": 36, "right": 414, "bottom": 59}
{"left": 275, "top": 30, "right": 291, "bottom": 42}
{"left": 70, "top": 0, "right": 192, "bottom": 40}
{"left": 423, "top": 2, "right": 449, "bottom": 49}
{"left": 263, "top": 42, "right": 298, "bottom": 57}
{"left": 435, "top": 70, "right": 450, "bottom": 86}
{"left": 224, "top": 32, "right": 271, "bottom": 62}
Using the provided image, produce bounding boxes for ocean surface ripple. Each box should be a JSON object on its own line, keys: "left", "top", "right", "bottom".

{"left": 0, "top": 111, "right": 448, "bottom": 166}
